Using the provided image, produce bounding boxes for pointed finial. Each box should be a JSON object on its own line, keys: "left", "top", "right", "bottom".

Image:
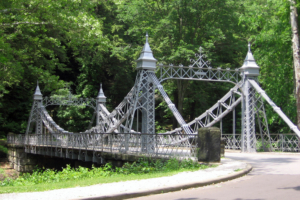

{"left": 97, "top": 83, "right": 106, "bottom": 103}
{"left": 34, "top": 80, "right": 43, "bottom": 100}
{"left": 136, "top": 31, "right": 157, "bottom": 71}
{"left": 240, "top": 42, "right": 259, "bottom": 76}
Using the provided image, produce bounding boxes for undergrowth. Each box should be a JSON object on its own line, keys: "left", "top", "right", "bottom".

{"left": 1, "top": 158, "right": 208, "bottom": 187}
{"left": 0, "top": 146, "right": 7, "bottom": 154}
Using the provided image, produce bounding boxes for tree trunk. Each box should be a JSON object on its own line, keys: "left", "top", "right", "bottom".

{"left": 290, "top": 0, "right": 300, "bottom": 129}
{"left": 176, "top": 79, "right": 189, "bottom": 122}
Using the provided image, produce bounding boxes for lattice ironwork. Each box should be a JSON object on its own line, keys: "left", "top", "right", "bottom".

{"left": 149, "top": 72, "right": 192, "bottom": 134}
{"left": 21, "top": 35, "right": 300, "bottom": 160}
{"left": 157, "top": 47, "right": 240, "bottom": 84}
{"left": 162, "top": 83, "right": 242, "bottom": 135}
{"left": 43, "top": 96, "right": 96, "bottom": 109}
{"left": 253, "top": 88, "right": 273, "bottom": 151}
{"left": 18, "top": 133, "right": 198, "bottom": 160}
{"left": 241, "top": 80, "right": 257, "bottom": 152}
{"left": 249, "top": 79, "right": 300, "bottom": 137}
{"left": 158, "top": 65, "right": 240, "bottom": 84}
{"left": 223, "top": 134, "right": 300, "bottom": 152}
{"left": 40, "top": 106, "right": 70, "bottom": 134}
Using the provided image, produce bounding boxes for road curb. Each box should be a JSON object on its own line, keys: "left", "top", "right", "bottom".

{"left": 78, "top": 164, "right": 252, "bottom": 200}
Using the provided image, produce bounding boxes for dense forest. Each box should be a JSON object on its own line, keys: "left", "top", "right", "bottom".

{"left": 0, "top": 0, "right": 299, "bottom": 138}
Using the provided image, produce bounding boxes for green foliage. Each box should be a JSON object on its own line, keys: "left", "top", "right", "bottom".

{"left": 0, "top": 0, "right": 298, "bottom": 137}
{"left": 239, "top": 0, "right": 297, "bottom": 132}
{"left": 1, "top": 158, "right": 207, "bottom": 187}
{"left": 0, "top": 145, "right": 7, "bottom": 154}
{"left": 0, "top": 0, "right": 110, "bottom": 136}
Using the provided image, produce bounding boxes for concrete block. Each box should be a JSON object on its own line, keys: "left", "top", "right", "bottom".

{"left": 8, "top": 155, "right": 14, "bottom": 162}
{"left": 197, "top": 127, "right": 221, "bottom": 162}
{"left": 16, "top": 158, "right": 37, "bottom": 165}
{"left": 7, "top": 148, "right": 14, "bottom": 156}
{"left": 221, "top": 138, "right": 226, "bottom": 157}
{"left": 15, "top": 164, "right": 34, "bottom": 173}
{"left": 9, "top": 162, "right": 14, "bottom": 168}
{"left": 15, "top": 151, "right": 27, "bottom": 159}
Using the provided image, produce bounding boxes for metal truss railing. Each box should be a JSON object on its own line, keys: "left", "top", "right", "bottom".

{"left": 40, "top": 106, "right": 71, "bottom": 134}
{"left": 7, "top": 134, "right": 25, "bottom": 146}
{"left": 162, "top": 83, "right": 242, "bottom": 135}
{"left": 157, "top": 64, "right": 241, "bottom": 84}
{"left": 223, "top": 134, "right": 300, "bottom": 152}
{"left": 249, "top": 80, "right": 300, "bottom": 137}
{"left": 89, "top": 70, "right": 154, "bottom": 134}
{"left": 149, "top": 72, "right": 193, "bottom": 134}
{"left": 8, "top": 133, "right": 197, "bottom": 160}
{"left": 97, "top": 104, "right": 138, "bottom": 133}
{"left": 43, "top": 96, "right": 97, "bottom": 109}
{"left": 87, "top": 86, "right": 136, "bottom": 133}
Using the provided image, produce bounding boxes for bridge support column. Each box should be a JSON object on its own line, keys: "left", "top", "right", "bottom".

{"left": 135, "top": 33, "right": 157, "bottom": 153}
{"left": 241, "top": 80, "right": 257, "bottom": 152}
{"left": 240, "top": 43, "right": 261, "bottom": 152}
{"left": 96, "top": 84, "right": 107, "bottom": 127}
{"left": 7, "top": 146, "right": 38, "bottom": 172}
{"left": 25, "top": 82, "right": 43, "bottom": 136}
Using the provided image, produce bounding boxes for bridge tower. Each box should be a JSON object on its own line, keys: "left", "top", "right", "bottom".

{"left": 25, "top": 82, "right": 43, "bottom": 135}
{"left": 129, "top": 33, "right": 157, "bottom": 152}
{"left": 135, "top": 33, "right": 157, "bottom": 136}
{"left": 96, "top": 84, "right": 107, "bottom": 126}
{"left": 240, "top": 44, "right": 271, "bottom": 152}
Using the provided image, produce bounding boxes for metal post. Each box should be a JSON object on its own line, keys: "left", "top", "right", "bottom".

{"left": 220, "top": 106, "right": 223, "bottom": 136}
{"left": 26, "top": 82, "right": 43, "bottom": 136}
{"left": 135, "top": 33, "right": 157, "bottom": 153}
{"left": 96, "top": 84, "right": 106, "bottom": 126}
{"left": 240, "top": 43, "right": 260, "bottom": 152}
{"left": 233, "top": 94, "right": 236, "bottom": 149}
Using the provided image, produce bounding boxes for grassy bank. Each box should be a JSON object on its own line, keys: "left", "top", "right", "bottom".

{"left": 0, "top": 158, "right": 213, "bottom": 194}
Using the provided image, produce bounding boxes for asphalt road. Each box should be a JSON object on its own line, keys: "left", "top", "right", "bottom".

{"left": 129, "top": 152, "right": 300, "bottom": 200}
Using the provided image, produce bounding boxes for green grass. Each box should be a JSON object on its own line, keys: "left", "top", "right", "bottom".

{"left": 0, "top": 158, "right": 213, "bottom": 194}
{"left": 0, "top": 170, "right": 188, "bottom": 193}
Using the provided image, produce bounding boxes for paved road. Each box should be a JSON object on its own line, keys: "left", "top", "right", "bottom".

{"left": 130, "top": 152, "right": 300, "bottom": 200}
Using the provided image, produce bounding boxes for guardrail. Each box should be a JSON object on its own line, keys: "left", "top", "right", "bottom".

{"left": 7, "top": 133, "right": 198, "bottom": 160}
{"left": 223, "top": 134, "right": 300, "bottom": 152}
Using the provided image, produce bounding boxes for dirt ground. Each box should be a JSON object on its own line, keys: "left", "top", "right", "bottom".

{"left": 0, "top": 159, "right": 19, "bottom": 181}
{"left": 0, "top": 139, "right": 19, "bottom": 181}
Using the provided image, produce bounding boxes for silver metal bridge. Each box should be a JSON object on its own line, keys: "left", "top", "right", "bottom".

{"left": 20, "top": 35, "right": 299, "bottom": 160}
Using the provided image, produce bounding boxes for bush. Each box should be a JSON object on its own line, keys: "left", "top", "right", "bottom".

{"left": 1, "top": 158, "right": 207, "bottom": 187}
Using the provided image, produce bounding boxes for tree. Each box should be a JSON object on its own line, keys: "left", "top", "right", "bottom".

{"left": 290, "top": 0, "right": 300, "bottom": 129}
{"left": 239, "top": 0, "right": 297, "bottom": 132}
{"left": 117, "top": 0, "right": 246, "bottom": 129}
{"left": 0, "top": 0, "right": 109, "bottom": 136}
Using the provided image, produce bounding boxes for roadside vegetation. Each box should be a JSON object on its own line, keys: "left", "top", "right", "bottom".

{"left": 0, "top": 139, "right": 7, "bottom": 155}
{"left": 0, "top": 158, "right": 213, "bottom": 194}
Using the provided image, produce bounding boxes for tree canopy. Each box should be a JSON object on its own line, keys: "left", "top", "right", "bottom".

{"left": 0, "top": 0, "right": 298, "bottom": 137}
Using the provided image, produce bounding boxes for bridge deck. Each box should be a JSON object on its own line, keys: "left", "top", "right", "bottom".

{"left": 8, "top": 133, "right": 198, "bottom": 164}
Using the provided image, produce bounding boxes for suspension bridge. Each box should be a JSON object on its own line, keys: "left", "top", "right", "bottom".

{"left": 7, "top": 34, "right": 300, "bottom": 171}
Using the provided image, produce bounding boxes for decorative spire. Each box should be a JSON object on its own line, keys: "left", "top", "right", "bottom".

{"left": 240, "top": 42, "right": 260, "bottom": 77}
{"left": 97, "top": 83, "right": 106, "bottom": 103}
{"left": 136, "top": 32, "right": 157, "bottom": 71}
{"left": 34, "top": 80, "right": 43, "bottom": 100}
